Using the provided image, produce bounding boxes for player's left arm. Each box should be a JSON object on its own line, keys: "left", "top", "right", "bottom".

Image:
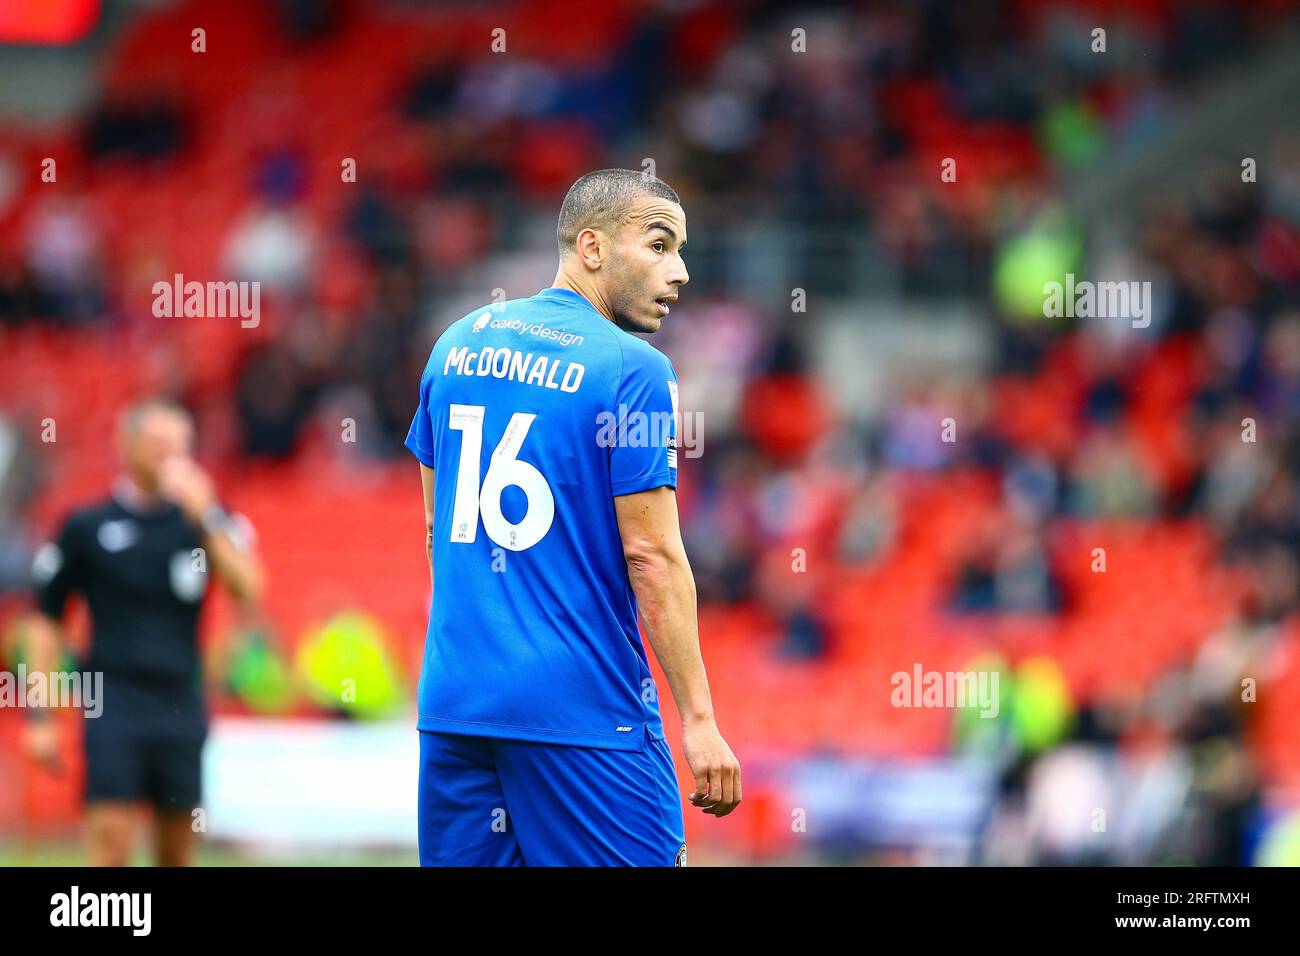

{"left": 159, "top": 456, "right": 265, "bottom": 606}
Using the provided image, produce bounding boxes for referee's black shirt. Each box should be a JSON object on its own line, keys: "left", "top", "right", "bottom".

{"left": 33, "top": 494, "right": 211, "bottom": 691}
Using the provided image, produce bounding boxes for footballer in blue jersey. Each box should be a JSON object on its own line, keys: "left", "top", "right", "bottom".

{"left": 406, "top": 169, "right": 740, "bottom": 866}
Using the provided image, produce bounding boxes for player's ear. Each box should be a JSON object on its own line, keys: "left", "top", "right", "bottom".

{"left": 576, "top": 227, "right": 605, "bottom": 270}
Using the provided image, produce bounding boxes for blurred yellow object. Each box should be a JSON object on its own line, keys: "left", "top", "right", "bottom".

{"left": 992, "top": 208, "right": 1082, "bottom": 321}
{"left": 1010, "top": 655, "right": 1074, "bottom": 754}
{"left": 294, "top": 610, "right": 404, "bottom": 718}
{"left": 226, "top": 627, "right": 295, "bottom": 714}
{"left": 1256, "top": 809, "right": 1300, "bottom": 866}
{"left": 951, "top": 652, "right": 1013, "bottom": 758}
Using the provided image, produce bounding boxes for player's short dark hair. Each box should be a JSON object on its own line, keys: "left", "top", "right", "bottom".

{"left": 556, "top": 169, "right": 681, "bottom": 255}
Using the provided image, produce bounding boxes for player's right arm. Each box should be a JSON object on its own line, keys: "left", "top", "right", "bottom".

{"left": 615, "top": 487, "right": 741, "bottom": 817}
{"left": 419, "top": 462, "right": 435, "bottom": 586}
{"left": 405, "top": 353, "right": 438, "bottom": 588}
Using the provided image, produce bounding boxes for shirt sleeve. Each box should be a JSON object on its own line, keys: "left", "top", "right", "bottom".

{"left": 608, "top": 343, "right": 679, "bottom": 497}
{"left": 32, "top": 515, "right": 82, "bottom": 621}
{"left": 404, "top": 368, "right": 436, "bottom": 468}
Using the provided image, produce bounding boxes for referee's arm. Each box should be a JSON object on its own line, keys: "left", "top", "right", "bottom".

{"left": 23, "top": 519, "right": 82, "bottom": 769}
{"left": 28, "top": 516, "right": 82, "bottom": 679}
{"left": 159, "top": 456, "right": 265, "bottom": 605}
{"left": 20, "top": 613, "right": 64, "bottom": 771}
{"left": 198, "top": 510, "right": 265, "bottom": 605}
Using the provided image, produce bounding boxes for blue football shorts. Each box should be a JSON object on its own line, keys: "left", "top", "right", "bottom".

{"left": 417, "top": 725, "right": 687, "bottom": 866}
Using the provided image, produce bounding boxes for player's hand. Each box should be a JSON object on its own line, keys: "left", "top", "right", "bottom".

{"left": 681, "top": 716, "right": 741, "bottom": 817}
{"left": 158, "top": 455, "right": 217, "bottom": 521}
{"left": 21, "top": 719, "right": 62, "bottom": 774}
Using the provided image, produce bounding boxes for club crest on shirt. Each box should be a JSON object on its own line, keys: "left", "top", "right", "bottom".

{"left": 674, "top": 842, "right": 687, "bottom": 867}
{"left": 169, "top": 550, "right": 209, "bottom": 603}
{"left": 97, "top": 519, "right": 140, "bottom": 553}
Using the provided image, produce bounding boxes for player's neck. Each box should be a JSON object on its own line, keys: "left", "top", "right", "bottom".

{"left": 550, "top": 272, "right": 615, "bottom": 324}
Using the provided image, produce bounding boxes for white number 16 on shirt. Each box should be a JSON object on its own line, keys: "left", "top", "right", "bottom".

{"left": 447, "top": 403, "right": 555, "bottom": 552}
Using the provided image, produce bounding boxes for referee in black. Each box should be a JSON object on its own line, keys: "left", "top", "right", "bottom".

{"left": 22, "top": 398, "right": 264, "bottom": 866}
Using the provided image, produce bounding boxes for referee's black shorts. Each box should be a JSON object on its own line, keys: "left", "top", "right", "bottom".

{"left": 83, "top": 674, "right": 208, "bottom": 813}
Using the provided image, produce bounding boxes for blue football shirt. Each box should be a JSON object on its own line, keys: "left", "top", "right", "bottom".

{"left": 405, "top": 286, "right": 680, "bottom": 749}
